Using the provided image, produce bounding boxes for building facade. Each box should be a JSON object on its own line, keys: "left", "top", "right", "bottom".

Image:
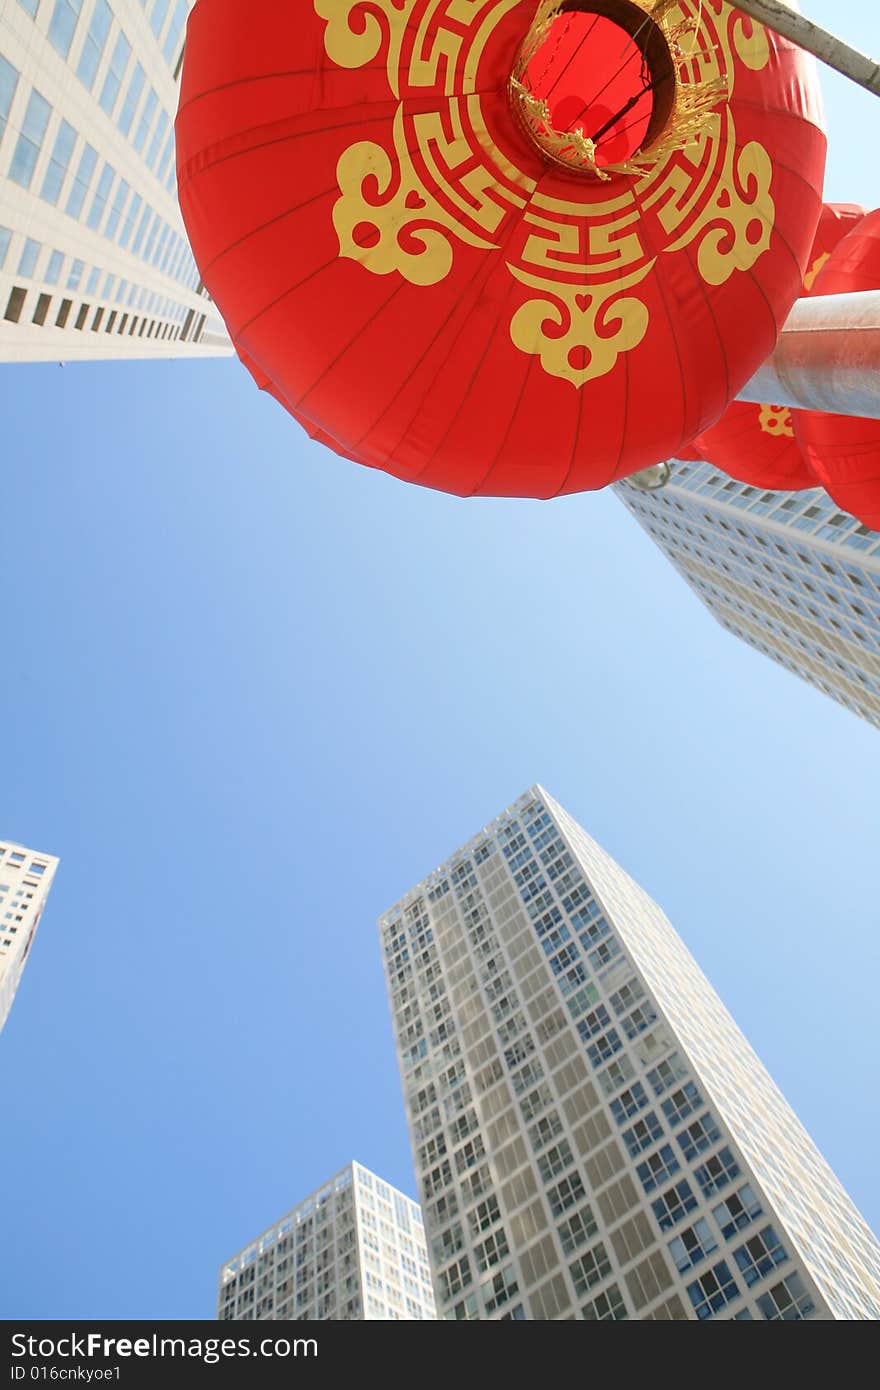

{"left": 217, "top": 1162, "right": 437, "bottom": 1322}
{"left": 615, "top": 460, "right": 880, "bottom": 729}
{"left": 0, "top": 838, "right": 58, "bottom": 1031}
{"left": 380, "top": 787, "right": 880, "bottom": 1320}
{"left": 0, "top": 0, "right": 229, "bottom": 359}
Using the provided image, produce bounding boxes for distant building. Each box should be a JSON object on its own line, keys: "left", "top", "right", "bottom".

{"left": 0, "top": 839, "right": 58, "bottom": 1031}
{"left": 616, "top": 459, "right": 880, "bottom": 728}
{"left": 217, "top": 1162, "right": 437, "bottom": 1321}
{"left": 0, "top": 0, "right": 230, "bottom": 359}
{"left": 380, "top": 786, "right": 880, "bottom": 1319}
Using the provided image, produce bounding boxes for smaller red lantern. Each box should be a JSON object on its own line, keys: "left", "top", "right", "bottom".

{"left": 687, "top": 203, "right": 865, "bottom": 490}
{"left": 793, "top": 210, "right": 880, "bottom": 531}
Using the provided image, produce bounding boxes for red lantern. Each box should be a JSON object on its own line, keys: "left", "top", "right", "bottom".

{"left": 688, "top": 202, "right": 865, "bottom": 490}
{"left": 177, "top": 0, "right": 825, "bottom": 498}
{"left": 793, "top": 210, "right": 880, "bottom": 531}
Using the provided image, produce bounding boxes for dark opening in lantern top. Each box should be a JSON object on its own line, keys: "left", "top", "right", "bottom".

{"left": 514, "top": 1, "right": 677, "bottom": 173}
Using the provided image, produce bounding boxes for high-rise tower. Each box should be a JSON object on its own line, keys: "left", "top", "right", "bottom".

{"left": 0, "top": 838, "right": 58, "bottom": 1031}
{"left": 380, "top": 787, "right": 880, "bottom": 1320}
{"left": 0, "top": 0, "right": 230, "bottom": 359}
{"left": 615, "top": 460, "right": 880, "bottom": 729}
{"left": 217, "top": 1162, "right": 437, "bottom": 1322}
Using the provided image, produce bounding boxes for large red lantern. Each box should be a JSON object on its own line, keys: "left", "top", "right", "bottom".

{"left": 177, "top": 0, "right": 826, "bottom": 498}
{"left": 688, "top": 202, "right": 865, "bottom": 490}
{"left": 793, "top": 211, "right": 880, "bottom": 531}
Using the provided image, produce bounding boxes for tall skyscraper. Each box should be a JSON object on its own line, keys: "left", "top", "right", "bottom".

{"left": 380, "top": 787, "right": 880, "bottom": 1321}
{"left": 217, "top": 1162, "right": 437, "bottom": 1322}
{"left": 0, "top": 0, "right": 230, "bottom": 359}
{"left": 0, "top": 838, "right": 58, "bottom": 1031}
{"left": 615, "top": 459, "right": 880, "bottom": 729}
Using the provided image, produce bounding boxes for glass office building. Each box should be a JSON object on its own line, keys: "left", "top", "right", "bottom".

{"left": 616, "top": 461, "right": 880, "bottom": 729}
{"left": 0, "top": 0, "right": 229, "bottom": 358}
{"left": 0, "top": 838, "right": 58, "bottom": 1031}
{"left": 380, "top": 787, "right": 880, "bottom": 1320}
{"left": 217, "top": 1162, "right": 437, "bottom": 1322}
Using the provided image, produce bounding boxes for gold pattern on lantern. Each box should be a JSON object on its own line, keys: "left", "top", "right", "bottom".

{"left": 318, "top": 0, "right": 779, "bottom": 388}
{"left": 758, "top": 403, "right": 794, "bottom": 438}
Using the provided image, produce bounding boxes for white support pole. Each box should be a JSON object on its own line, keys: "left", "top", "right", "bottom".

{"left": 730, "top": 1, "right": 880, "bottom": 96}
{"left": 737, "top": 290, "right": 880, "bottom": 419}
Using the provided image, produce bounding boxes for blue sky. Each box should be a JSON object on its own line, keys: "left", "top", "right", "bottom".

{"left": 2, "top": 2, "right": 879, "bottom": 1320}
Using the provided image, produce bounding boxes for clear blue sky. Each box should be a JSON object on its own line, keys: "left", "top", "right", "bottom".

{"left": 2, "top": 3, "right": 879, "bottom": 1320}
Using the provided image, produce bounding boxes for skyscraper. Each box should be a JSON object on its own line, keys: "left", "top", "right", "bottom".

{"left": 615, "top": 459, "right": 880, "bottom": 728}
{"left": 380, "top": 787, "right": 880, "bottom": 1320}
{"left": 0, "top": 838, "right": 58, "bottom": 1031}
{"left": 0, "top": 0, "right": 230, "bottom": 359}
{"left": 217, "top": 1162, "right": 437, "bottom": 1322}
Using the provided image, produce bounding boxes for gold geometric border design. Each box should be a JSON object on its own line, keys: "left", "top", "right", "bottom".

{"left": 316, "top": 0, "right": 776, "bottom": 387}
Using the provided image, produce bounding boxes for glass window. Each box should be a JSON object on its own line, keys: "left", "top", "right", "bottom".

{"left": 45, "top": 249, "right": 64, "bottom": 284}
{"left": 0, "top": 55, "right": 19, "bottom": 142}
{"left": 8, "top": 88, "right": 51, "bottom": 189}
{"left": 661, "top": 1081, "right": 703, "bottom": 1127}
{"left": 646, "top": 1053, "right": 689, "bottom": 1097}
{"left": 547, "top": 1172, "right": 586, "bottom": 1218}
{"left": 162, "top": 0, "right": 188, "bottom": 65}
{"left": 581, "top": 1285, "right": 627, "bottom": 1321}
{"left": 146, "top": 108, "right": 168, "bottom": 169}
{"left": 142, "top": 212, "right": 161, "bottom": 260}
{"left": 86, "top": 161, "right": 114, "bottom": 230}
{"left": 621, "top": 1111, "right": 663, "bottom": 1158}
{"left": 586, "top": 1029, "right": 622, "bottom": 1068}
{"left": 677, "top": 1112, "right": 722, "bottom": 1163}
{"left": 151, "top": 222, "right": 170, "bottom": 267}
{"left": 118, "top": 191, "right": 142, "bottom": 249}
{"left": 569, "top": 1241, "right": 612, "bottom": 1297}
{"left": 65, "top": 141, "right": 97, "bottom": 217}
{"left": 159, "top": 232, "right": 175, "bottom": 274}
{"left": 17, "top": 0, "right": 40, "bottom": 18}
{"left": 636, "top": 1143, "right": 680, "bottom": 1194}
{"left": 86, "top": 265, "right": 100, "bottom": 294}
{"left": 686, "top": 1260, "right": 740, "bottom": 1320}
{"left": 733, "top": 1225, "right": 788, "bottom": 1287}
{"left": 694, "top": 1146, "right": 740, "bottom": 1199}
{"left": 668, "top": 1218, "right": 717, "bottom": 1273}
{"left": 557, "top": 1205, "right": 598, "bottom": 1256}
{"left": 0, "top": 225, "right": 13, "bottom": 269}
{"left": 39, "top": 118, "right": 76, "bottom": 205}
{"left": 17, "top": 237, "right": 41, "bottom": 276}
{"left": 117, "top": 61, "right": 145, "bottom": 136}
{"left": 157, "top": 128, "right": 175, "bottom": 182}
{"left": 131, "top": 203, "right": 151, "bottom": 255}
{"left": 610, "top": 1082, "right": 649, "bottom": 1124}
{"left": 132, "top": 87, "right": 158, "bottom": 154}
{"left": 48, "top": 0, "right": 83, "bottom": 60}
{"left": 98, "top": 31, "right": 131, "bottom": 117}
{"left": 651, "top": 1179, "right": 697, "bottom": 1231}
{"left": 150, "top": 0, "right": 170, "bottom": 38}
{"left": 104, "top": 178, "right": 129, "bottom": 238}
{"left": 756, "top": 1272, "right": 815, "bottom": 1321}
{"left": 67, "top": 257, "right": 83, "bottom": 289}
{"left": 712, "top": 1184, "right": 763, "bottom": 1240}
{"left": 75, "top": 0, "right": 111, "bottom": 89}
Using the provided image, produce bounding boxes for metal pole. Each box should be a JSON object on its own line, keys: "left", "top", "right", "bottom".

{"left": 729, "top": 1, "right": 880, "bottom": 97}
{"left": 736, "top": 289, "right": 880, "bottom": 418}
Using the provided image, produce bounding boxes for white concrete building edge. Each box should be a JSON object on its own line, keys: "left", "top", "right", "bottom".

{"left": 217, "top": 1161, "right": 437, "bottom": 1322}
{"left": 0, "top": 838, "right": 58, "bottom": 1031}
{"left": 379, "top": 787, "right": 880, "bottom": 1320}
{"left": 615, "top": 461, "right": 880, "bottom": 728}
{"left": 0, "top": 0, "right": 230, "bottom": 360}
